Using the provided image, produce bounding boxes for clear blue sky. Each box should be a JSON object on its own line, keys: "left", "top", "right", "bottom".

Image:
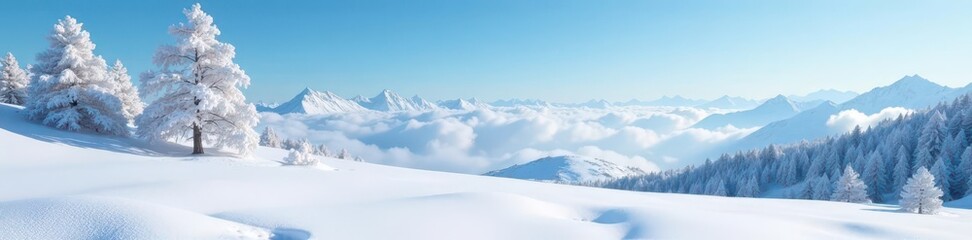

{"left": 2, "top": 0, "right": 972, "bottom": 103}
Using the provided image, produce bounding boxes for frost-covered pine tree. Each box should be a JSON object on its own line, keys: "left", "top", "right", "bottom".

{"left": 736, "top": 176, "right": 760, "bottom": 197}
{"left": 930, "top": 158, "right": 952, "bottom": 201}
{"left": 25, "top": 16, "right": 129, "bottom": 136}
{"left": 107, "top": 60, "right": 143, "bottom": 121}
{"left": 283, "top": 141, "right": 318, "bottom": 166}
{"left": 832, "top": 165, "right": 871, "bottom": 203}
{"left": 893, "top": 146, "right": 912, "bottom": 193}
{"left": 712, "top": 179, "right": 728, "bottom": 196}
{"left": 862, "top": 152, "right": 887, "bottom": 202}
{"left": 915, "top": 111, "right": 946, "bottom": 170}
{"left": 812, "top": 175, "right": 832, "bottom": 200}
{"left": 259, "top": 126, "right": 281, "bottom": 148}
{"left": 317, "top": 144, "right": 331, "bottom": 157}
{"left": 136, "top": 4, "right": 258, "bottom": 155}
{"left": 0, "top": 53, "right": 29, "bottom": 105}
{"left": 338, "top": 148, "right": 350, "bottom": 159}
{"left": 900, "top": 167, "right": 944, "bottom": 214}
{"left": 958, "top": 146, "right": 972, "bottom": 195}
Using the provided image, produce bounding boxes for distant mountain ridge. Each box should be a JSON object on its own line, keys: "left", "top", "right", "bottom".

{"left": 727, "top": 74, "right": 972, "bottom": 156}
{"left": 692, "top": 95, "right": 802, "bottom": 129}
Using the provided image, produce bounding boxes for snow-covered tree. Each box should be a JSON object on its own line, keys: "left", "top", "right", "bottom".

{"left": 832, "top": 165, "right": 870, "bottom": 203}
{"left": 900, "top": 167, "right": 944, "bottom": 214}
{"left": 259, "top": 126, "right": 281, "bottom": 148}
{"left": 353, "top": 156, "right": 365, "bottom": 162}
{"left": 0, "top": 53, "right": 29, "bottom": 105}
{"left": 930, "top": 158, "right": 952, "bottom": 201}
{"left": 338, "top": 148, "right": 350, "bottom": 159}
{"left": 24, "top": 16, "right": 129, "bottom": 136}
{"left": 136, "top": 4, "right": 258, "bottom": 155}
{"left": 736, "top": 176, "right": 760, "bottom": 197}
{"left": 106, "top": 60, "right": 143, "bottom": 121}
{"left": 862, "top": 152, "right": 887, "bottom": 202}
{"left": 283, "top": 141, "right": 318, "bottom": 166}
{"left": 914, "top": 111, "right": 946, "bottom": 170}
{"left": 317, "top": 144, "right": 331, "bottom": 157}
{"left": 958, "top": 146, "right": 972, "bottom": 195}
{"left": 893, "top": 146, "right": 912, "bottom": 193}
{"left": 812, "top": 175, "right": 832, "bottom": 200}
{"left": 712, "top": 179, "right": 728, "bottom": 196}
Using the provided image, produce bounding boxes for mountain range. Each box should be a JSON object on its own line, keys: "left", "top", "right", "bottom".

{"left": 726, "top": 74, "right": 972, "bottom": 157}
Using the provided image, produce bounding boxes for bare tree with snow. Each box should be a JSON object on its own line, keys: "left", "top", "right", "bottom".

{"left": 831, "top": 165, "right": 870, "bottom": 203}
{"left": 24, "top": 16, "right": 130, "bottom": 136}
{"left": 0, "top": 53, "right": 29, "bottom": 105}
{"left": 900, "top": 167, "right": 944, "bottom": 214}
{"left": 136, "top": 3, "right": 258, "bottom": 155}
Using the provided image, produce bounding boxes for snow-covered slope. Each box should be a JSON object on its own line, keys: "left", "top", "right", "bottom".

{"left": 355, "top": 89, "right": 437, "bottom": 112}
{"left": 2, "top": 102, "right": 972, "bottom": 239}
{"left": 696, "top": 95, "right": 760, "bottom": 110}
{"left": 272, "top": 88, "right": 367, "bottom": 114}
{"left": 691, "top": 95, "right": 801, "bottom": 129}
{"left": 789, "top": 89, "right": 859, "bottom": 104}
{"left": 483, "top": 155, "right": 646, "bottom": 183}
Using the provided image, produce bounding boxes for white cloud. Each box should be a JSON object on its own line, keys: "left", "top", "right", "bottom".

{"left": 826, "top": 107, "right": 913, "bottom": 132}
{"left": 258, "top": 106, "right": 745, "bottom": 174}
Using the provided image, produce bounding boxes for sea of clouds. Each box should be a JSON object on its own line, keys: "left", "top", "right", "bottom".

{"left": 258, "top": 104, "right": 916, "bottom": 175}
{"left": 258, "top": 106, "right": 757, "bottom": 174}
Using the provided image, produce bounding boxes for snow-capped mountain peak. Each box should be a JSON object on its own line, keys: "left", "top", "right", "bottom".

{"left": 272, "top": 88, "right": 367, "bottom": 114}
{"left": 354, "top": 89, "right": 437, "bottom": 112}
{"left": 483, "top": 155, "right": 647, "bottom": 183}
{"left": 438, "top": 98, "right": 490, "bottom": 110}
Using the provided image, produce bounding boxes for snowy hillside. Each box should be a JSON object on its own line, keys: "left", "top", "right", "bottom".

{"left": 354, "top": 89, "right": 437, "bottom": 112}
{"left": 696, "top": 95, "right": 760, "bottom": 110}
{"left": 692, "top": 95, "right": 802, "bottom": 129}
{"left": 3, "top": 102, "right": 972, "bottom": 239}
{"left": 483, "top": 155, "right": 647, "bottom": 183}
{"left": 272, "top": 88, "right": 367, "bottom": 114}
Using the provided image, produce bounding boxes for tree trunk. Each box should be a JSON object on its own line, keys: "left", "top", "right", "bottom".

{"left": 192, "top": 124, "right": 204, "bottom": 154}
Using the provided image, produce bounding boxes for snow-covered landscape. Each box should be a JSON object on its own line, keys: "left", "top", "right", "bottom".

{"left": 2, "top": 1, "right": 972, "bottom": 239}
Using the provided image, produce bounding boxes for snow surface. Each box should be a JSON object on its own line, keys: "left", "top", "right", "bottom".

{"left": 3, "top": 102, "right": 972, "bottom": 239}
{"left": 483, "top": 155, "right": 647, "bottom": 183}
